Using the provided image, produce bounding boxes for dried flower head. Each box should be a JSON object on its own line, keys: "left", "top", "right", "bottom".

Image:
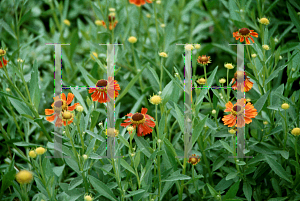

{"left": 219, "top": 78, "right": 226, "bottom": 84}
{"left": 188, "top": 154, "right": 201, "bottom": 165}
{"left": 29, "top": 150, "right": 37, "bottom": 158}
{"left": 262, "top": 45, "right": 270, "bottom": 50}
{"left": 197, "top": 55, "right": 211, "bottom": 65}
{"left": 0, "top": 49, "right": 6, "bottom": 56}
{"left": 35, "top": 147, "right": 46, "bottom": 155}
{"left": 251, "top": 54, "right": 257, "bottom": 58}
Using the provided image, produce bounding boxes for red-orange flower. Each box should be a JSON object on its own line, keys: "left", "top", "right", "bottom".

{"left": 0, "top": 57, "right": 8, "bottom": 68}
{"left": 222, "top": 98, "right": 257, "bottom": 128}
{"left": 188, "top": 154, "right": 201, "bottom": 165}
{"left": 231, "top": 71, "right": 253, "bottom": 92}
{"left": 101, "top": 15, "right": 118, "bottom": 30}
{"left": 45, "top": 93, "right": 79, "bottom": 127}
{"left": 120, "top": 108, "right": 155, "bottom": 137}
{"left": 88, "top": 76, "right": 121, "bottom": 103}
{"left": 233, "top": 28, "right": 258, "bottom": 44}
{"left": 129, "top": 0, "right": 152, "bottom": 6}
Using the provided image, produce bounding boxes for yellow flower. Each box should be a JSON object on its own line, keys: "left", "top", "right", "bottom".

{"left": 156, "top": 0, "right": 161, "bottom": 4}
{"left": 95, "top": 20, "right": 104, "bottom": 26}
{"left": 281, "top": 103, "right": 289, "bottom": 110}
{"left": 259, "top": 17, "right": 270, "bottom": 25}
{"left": 0, "top": 49, "right": 6, "bottom": 56}
{"left": 160, "top": 24, "right": 165, "bottom": 28}
{"left": 263, "top": 121, "right": 268, "bottom": 125}
{"left": 196, "top": 78, "right": 206, "bottom": 85}
{"left": 224, "top": 63, "right": 234, "bottom": 69}
{"left": 62, "top": 111, "right": 73, "bottom": 120}
{"left": 6, "top": 88, "right": 11, "bottom": 92}
{"left": 91, "top": 52, "right": 98, "bottom": 60}
{"left": 251, "top": 54, "right": 257, "bottom": 58}
{"left": 228, "top": 129, "right": 236, "bottom": 134}
{"left": 17, "top": 58, "right": 24, "bottom": 63}
{"left": 106, "top": 128, "right": 119, "bottom": 137}
{"left": 84, "top": 195, "right": 93, "bottom": 201}
{"left": 128, "top": 36, "right": 137, "bottom": 43}
{"left": 291, "top": 128, "right": 300, "bottom": 136}
{"left": 127, "top": 126, "right": 134, "bottom": 134}
{"left": 159, "top": 52, "right": 168, "bottom": 58}
{"left": 76, "top": 105, "right": 84, "bottom": 112}
{"left": 279, "top": 56, "right": 283, "bottom": 60}
{"left": 185, "top": 44, "right": 194, "bottom": 51}
{"left": 82, "top": 154, "right": 88, "bottom": 160}
{"left": 246, "top": 98, "right": 251, "bottom": 102}
{"left": 149, "top": 94, "right": 162, "bottom": 105}
{"left": 219, "top": 78, "right": 226, "bottom": 84}
{"left": 63, "top": 19, "right": 71, "bottom": 26}
{"left": 197, "top": 55, "right": 211, "bottom": 65}
{"left": 16, "top": 170, "right": 33, "bottom": 184}
{"left": 194, "top": 44, "right": 201, "bottom": 49}
{"left": 211, "top": 109, "right": 216, "bottom": 115}
{"left": 35, "top": 147, "right": 46, "bottom": 155}
{"left": 146, "top": 13, "right": 151, "bottom": 18}
{"left": 109, "top": 8, "right": 115, "bottom": 12}
{"left": 29, "top": 150, "right": 37, "bottom": 158}
{"left": 262, "top": 45, "right": 270, "bottom": 50}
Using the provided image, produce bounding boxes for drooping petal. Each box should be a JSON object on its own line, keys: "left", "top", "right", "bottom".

{"left": 61, "top": 93, "right": 66, "bottom": 101}
{"left": 68, "top": 103, "right": 80, "bottom": 111}
{"left": 89, "top": 88, "right": 96, "bottom": 93}
{"left": 224, "top": 102, "right": 233, "bottom": 112}
{"left": 240, "top": 36, "right": 244, "bottom": 43}
{"left": 245, "top": 37, "right": 250, "bottom": 44}
{"left": 66, "top": 93, "right": 75, "bottom": 105}
{"left": 45, "top": 109, "right": 54, "bottom": 115}
{"left": 121, "top": 122, "right": 132, "bottom": 127}
{"left": 141, "top": 108, "right": 148, "bottom": 115}
{"left": 145, "top": 119, "right": 155, "bottom": 127}
{"left": 46, "top": 114, "right": 57, "bottom": 122}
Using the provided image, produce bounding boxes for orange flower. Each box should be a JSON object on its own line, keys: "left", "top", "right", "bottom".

{"left": 88, "top": 76, "right": 121, "bottom": 103}
{"left": 233, "top": 28, "right": 258, "bottom": 44}
{"left": 120, "top": 108, "right": 155, "bottom": 137}
{"left": 222, "top": 98, "right": 257, "bottom": 128}
{"left": 231, "top": 71, "right": 253, "bottom": 92}
{"left": 129, "top": 0, "right": 152, "bottom": 6}
{"left": 45, "top": 93, "right": 79, "bottom": 127}
{"left": 0, "top": 57, "right": 8, "bottom": 68}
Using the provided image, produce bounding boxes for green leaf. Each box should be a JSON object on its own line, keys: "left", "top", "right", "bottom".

{"left": 226, "top": 172, "right": 238, "bottom": 181}
{"left": 264, "top": 65, "right": 287, "bottom": 86}
{"left": 220, "top": 140, "right": 233, "bottom": 154}
{"left": 69, "top": 29, "right": 79, "bottom": 58}
{"left": 124, "top": 189, "right": 145, "bottom": 198}
{"left": 77, "top": 64, "right": 96, "bottom": 86}
{"left": 224, "top": 180, "right": 240, "bottom": 200}
{"left": 70, "top": 88, "right": 88, "bottom": 112}
{"left": 90, "top": 110, "right": 100, "bottom": 130}
{"left": 192, "top": 116, "right": 207, "bottom": 147}
{"left": 29, "top": 60, "right": 40, "bottom": 110}
{"left": 0, "top": 160, "right": 16, "bottom": 196}
{"left": 161, "top": 174, "right": 191, "bottom": 182}
{"left": 161, "top": 80, "right": 174, "bottom": 105}
{"left": 173, "top": 103, "right": 184, "bottom": 133}
{"left": 120, "top": 158, "right": 136, "bottom": 175}
{"left": 88, "top": 175, "right": 118, "bottom": 201}
{"left": 265, "top": 155, "right": 292, "bottom": 183}
{"left": 116, "top": 65, "right": 146, "bottom": 103}
{"left": 118, "top": 135, "right": 130, "bottom": 148}
{"left": 134, "top": 135, "right": 152, "bottom": 158}
{"left": 287, "top": 2, "right": 300, "bottom": 34}
{"left": 271, "top": 178, "right": 282, "bottom": 196}
{"left": 53, "top": 164, "right": 65, "bottom": 177}
{"left": 134, "top": 151, "right": 141, "bottom": 170}
{"left": 18, "top": 10, "right": 32, "bottom": 27}
{"left": 13, "top": 142, "right": 40, "bottom": 147}
{"left": 8, "top": 97, "right": 32, "bottom": 116}
{"left": 207, "top": 183, "right": 218, "bottom": 197}
{"left": 0, "top": 19, "right": 17, "bottom": 39}
{"left": 253, "top": 90, "right": 270, "bottom": 114}
{"left": 162, "top": 65, "right": 184, "bottom": 91}
{"left": 158, "top": 113, "right": 166, "bottom": 139}
{"left": 212, "top": 156, "right": 227, "bottom": 172}
{"left": 243, "top": 181, "right": 252, "bottom": 201}
{"left": 0, "top": 91, "right": 23, "bottom": 101}
{"left": 68, "top": 176, "right": 83, "bottom": 190}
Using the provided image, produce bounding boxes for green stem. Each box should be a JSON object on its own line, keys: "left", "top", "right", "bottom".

{"left": 153, "top": 3, "right": 159, "bottom": 43}
{"left": 203, "top": 65, "right": 213, "bottom": 110}
{"left": 179, "top": 157, "right": 187, "bottom": 201}
{"left": 160, "top": 58, "right": 163, "bottom": 91}
{"left": 284, "top": 110, "right": 288, "bottom": 151}
{"left": 192, "top": 165, "right": 201, "bottom": 197}
{"left": 295, "top": 136, "right": 299, "bottom": 184}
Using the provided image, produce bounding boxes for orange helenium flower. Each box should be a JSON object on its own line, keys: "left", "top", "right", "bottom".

{"left": 233, "top": 28, "right": 258, "bottom": 44}
{"left": 0, "top": 57, "right": 8, "bottom": 68}
{"left": 45, "top": 93, "right": 79, "bottom": 127}
{"left": 120, "top": 108, "right": 155, "bottom": 137}
{"left": 231, "top": 71, "right": 253, "bottom": 92}
{"left": 222, "top": 98, "right": 257, "bottom": 128}
{"left": 129, "top": 0, "right": 152, "bottom": 6}
{"left": 88, "top": 76, "right": 121, "bottom": 103}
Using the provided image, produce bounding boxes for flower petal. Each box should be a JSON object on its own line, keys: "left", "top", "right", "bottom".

{"left": 46, "top": 114, "right": 57, "bottom": 122}
{"left": 141, "top": 108, "right": 148, "bottom": 115}
{"left": 45, "top": 109, "right": 54, "bottom": 115}
{"left": 66, "top": 93, "right": 75, "bottom": 105}
{"left": 68, "top": 103, "right": 80, "bottom": 111}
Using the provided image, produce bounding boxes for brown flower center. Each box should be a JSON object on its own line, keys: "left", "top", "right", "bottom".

{"left": 239, "top": 28, "right": 250, "bottom": 36}
{"left": 131, "top": 113, "right": 146, "bottom": 125}
{"left": 108, "top": 16, "right": 115, "bottom": 22}
{"left": 54, "top": 100, "right": 68, "bottom": 111}
{"left": 62, "top": 111, "right": 73, "bottom": 120}
{"left": 199, "top": 56, "right": 208, "bottom": 62}
{"left": 231, "top": 105, "right": 244, "bottom": 116}
{"left": 234, "top": 71, "right": 246, "bottom": 80}
{"left": 96, "top": 80, "right": 107, "bottom": 87}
